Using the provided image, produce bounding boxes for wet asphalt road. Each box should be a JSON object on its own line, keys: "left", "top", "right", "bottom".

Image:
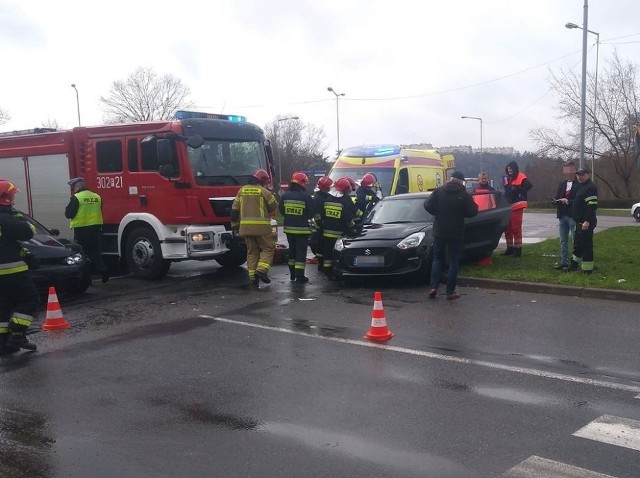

{"left": 2, "top": 257, "right": 640, "bottom": 478}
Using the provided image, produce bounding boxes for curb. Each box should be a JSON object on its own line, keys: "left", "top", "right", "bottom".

{"left": 457, "top": 276, "right": 640, "bottom": 303}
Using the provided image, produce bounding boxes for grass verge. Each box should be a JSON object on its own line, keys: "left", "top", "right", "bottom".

{"left": 459, "top": 226, "right": 640, "bottom": 292}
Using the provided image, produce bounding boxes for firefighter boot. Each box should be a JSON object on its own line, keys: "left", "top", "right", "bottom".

{"left": 256, "top": 270, "right": 271, "bottom": 284}
{"left": 512, "top": 247, "right": 522, "bottom": 258}
{"left": 288, "top": 264, "right": 296, "bottom": 282}
{"left": 568, "top": 260, "right": 580, "bottom": 272}
{"left": 6, "top": 323, "right": 37, "bottom": 352}
{"left": 317, "top": 257, "right": 324, "bottom": 273}
{"left": 502, "top": 247, "right": 514, "bottom": 256}
{"left": 0, "top": 334, "right": 20, "bottom": 357}
{"left": 295, "top": 269, "right": 309, "bottom": 284}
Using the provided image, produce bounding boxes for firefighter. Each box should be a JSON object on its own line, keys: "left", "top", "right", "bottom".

{"left": 279, "top": 172, "right": 314, "bottom": 284}
{"left": 231, "top": 169, "right": 279, "bottom": 287}
{"left": 65, "top": 178, "right": 109, "bottom": 283}
{"left": 355, "top": 172, "right": 380, "bottom": 216}
{"left": 320, "top": 177, "right": 358, "bottom": 279}
{"left": 0, "top": 180, "right": 40, "bottom": 355}
{"left": 312, "top": 176, "right": 333, "bottom": 272}
{"left": 570, "top": 168, "right": 598, "bottom": 274}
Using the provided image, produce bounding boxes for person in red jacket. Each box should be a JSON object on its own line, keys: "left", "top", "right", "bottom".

{"left": 502, "top": 161, "right": 533, "bottom": 257}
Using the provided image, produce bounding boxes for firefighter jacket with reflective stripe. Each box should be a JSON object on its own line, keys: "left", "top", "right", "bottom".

{"left": 572, "top": 179, "right": 598, "bottom": 226}
{"left": 279, "top": 184, "right": 314, "bottom": 235}
{"left": 67, "top": 189, "right": 103, "bottom": 228}
{"left": 320, "top": 193, "right": 358, "bottom": 239}
{"left": 355, "top": 186, "right": 379, "bottom": 215}
{"left": 231, "top": 184, "right": 278, "bottom": 236}
{"left": 0, "top": 207, "right": 34, "bottom": 275}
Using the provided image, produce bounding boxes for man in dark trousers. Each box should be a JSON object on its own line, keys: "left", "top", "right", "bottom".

{"left": 424, "top": 171, "right": 478, "bottom": 300}
{"left": 0, "top": 179, "right": 40, "bottom": 355}
{"left": 553, "top": 162, "right": 578, "bottom": 271}
{"left": 65, "top": 178, "right": 109, "bottom": 283}
{"left": 279, "top": 172, "right": 314, "bottom": 284}
{"left": 570, "top": 168, "right": 598, "bottom": 274}
{"left": 312, "top": 176, "right": 333, "bottom": 272}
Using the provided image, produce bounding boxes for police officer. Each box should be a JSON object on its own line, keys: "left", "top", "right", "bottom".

{"left": 231, "top": 169, "right": 279, "bottom": 287}
{"left": 279, "top": 172, "right": 314, "bottom": 284}
{"left": 320, "top": 177, "right": 358, "bottom": 279}
{"left": 0, "top": 180, "right": 39, "bottom": 355}
{"left": 355, "top": 172, "right": 380, "bottom": 216}
{"left": 65, "top": 178, "right": 109, "bottom": 283}
{"left": 312, "top": 176, "right": 333, "bottom": 272}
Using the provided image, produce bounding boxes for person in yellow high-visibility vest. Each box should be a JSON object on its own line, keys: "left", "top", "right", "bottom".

{"left": 65, "top": 178, "right": 109, "bottom": 283}
{"left": 231, "top": 169, "right": 279, "bottom": 288}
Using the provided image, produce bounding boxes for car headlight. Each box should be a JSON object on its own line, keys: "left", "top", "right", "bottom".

{"left": 397, "top": 232, "right": 425, "bottom": 250}
{"left": 334, "top": 238, "right": 344, "bottom": 251}
{"left": 190, "top": 232, "right": 211, "bottom": 242}
{"left": 65, "top": 253, "right": 84, "bottom": 265}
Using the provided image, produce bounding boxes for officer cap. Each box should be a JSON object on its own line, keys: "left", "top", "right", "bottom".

{"left": 68, "top": 177, "right": 85, "bottom": 188}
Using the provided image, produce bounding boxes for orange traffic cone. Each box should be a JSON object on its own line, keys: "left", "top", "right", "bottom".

{"left": 477, "top": 255, "right": 493, "bottom": 266}
{"left": 364, "top": 291, "right": 394, "bottom": 341}
{"left": 42, "top": 286, "right": 70, "bottom": 331}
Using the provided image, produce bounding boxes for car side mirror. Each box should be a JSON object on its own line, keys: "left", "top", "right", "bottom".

{"left": 49, "top": 228, "right": 60, "bottom": 236}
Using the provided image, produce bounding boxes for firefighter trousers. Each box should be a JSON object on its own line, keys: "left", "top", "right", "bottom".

{"left": 245, "top": 234, "right": 275, "bottom": 281}
{"left": 0, "top": 271, "right": 40, "bottom": 351}
{"left": 572, "top": 225, "right": 595, "bottom": 271}
{"left": 286, "top": 233, "right": 310, "bottom": 279}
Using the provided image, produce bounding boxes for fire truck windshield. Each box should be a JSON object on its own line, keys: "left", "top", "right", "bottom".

{"left": 188, "top": 139, "right": 266, "bottom": 186}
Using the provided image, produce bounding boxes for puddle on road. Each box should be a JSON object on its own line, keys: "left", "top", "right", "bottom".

{"left": 0, "top": 405, "right": 54, "bottom": 477}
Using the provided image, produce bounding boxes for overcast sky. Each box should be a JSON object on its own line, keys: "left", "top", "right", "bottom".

{"left": 1, "top": 0, "right": 639, "bottom": 157}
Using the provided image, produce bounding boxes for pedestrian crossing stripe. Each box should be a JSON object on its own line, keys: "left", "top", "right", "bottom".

{"left": 573, "top": 415, "right": 640, "bottom": 452}
{"left": 500, "top": 455, "right": 616, "bottom": 477}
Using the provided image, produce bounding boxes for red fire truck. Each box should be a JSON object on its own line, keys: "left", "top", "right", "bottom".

{"left": 0, "top": 112, "right": 277, "bottom": 279}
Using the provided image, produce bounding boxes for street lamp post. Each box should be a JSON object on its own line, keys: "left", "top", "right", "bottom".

{"left": 71, "top": 84, "right": 81, "bottom": 126}
{"left": 327, "top": 86, "right": 345, "bottom": 154}
{"left": 461, "top": 116, "right": 483, "bottom": 173}
{"left": 566, "top": 21, "right": 599, "bottom": 177}
{"left": 276, "top": 116, "right": 299, "bottom": 187}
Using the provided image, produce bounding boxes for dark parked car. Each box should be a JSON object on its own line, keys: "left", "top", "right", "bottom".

{"left": 333, "top": 190, "right": 511, "bottom": 280}
{"left": 20, "top": 212, "right": 92, "bottom": 297}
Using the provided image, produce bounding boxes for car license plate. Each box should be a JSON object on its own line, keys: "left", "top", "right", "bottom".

{"left": 354, "top": 255, "right": 384, "bottom": 267}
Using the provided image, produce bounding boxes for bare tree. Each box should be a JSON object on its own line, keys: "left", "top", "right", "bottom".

{"left": 531, "top": 51, "right": 640, "bottom": 199}
{"left": 264, "top": 116, "right": 329, "bottom": 186}
{"left": 100, "top": 67, "right": 192, "bottom": 123}
{"left": 41, "top": 118, "right": 62, "bottom": 130}
{"left": 0, "top": 108, "right": 9, "bottom": 126}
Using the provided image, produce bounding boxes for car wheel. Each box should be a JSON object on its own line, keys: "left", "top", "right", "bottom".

{"left": 125, "top": 227, "right": 171, "bottom": 280}
{"left": 412, "top": 246, "right": 433, "bottom": 284}
{"left": 634, "top": 208, "right": 640, "bottom": 222}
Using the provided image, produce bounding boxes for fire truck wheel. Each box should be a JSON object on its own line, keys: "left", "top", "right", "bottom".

{"left": 125, "top": 227, "right": 171, "bottom": 280}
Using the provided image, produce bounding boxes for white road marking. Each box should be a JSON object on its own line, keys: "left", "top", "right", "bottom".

{"left": 501, "top": 455, "right": 616, "bottom": 478}
{"left": 199, "top": 316, "right": 640, "bottom": 394}
{"left": 573, "top": 415, "right": 640, "bottom": 452}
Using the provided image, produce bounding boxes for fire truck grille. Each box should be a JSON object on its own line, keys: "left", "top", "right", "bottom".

{"left": 209, "top": 199, "right": 234, "bottom": 218}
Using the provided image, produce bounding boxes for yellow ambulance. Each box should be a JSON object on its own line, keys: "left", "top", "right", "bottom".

{"left": 327, "top": 144, "right": 455, "bottom": 197}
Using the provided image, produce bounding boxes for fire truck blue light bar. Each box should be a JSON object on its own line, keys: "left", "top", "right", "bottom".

{"left": 174, "top": 111, "right": 246, "bottom": 122}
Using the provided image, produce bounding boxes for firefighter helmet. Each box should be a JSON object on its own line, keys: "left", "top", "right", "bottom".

{"left": 346, "top": 177, "right": 357, "bottom": 191}
{"left": 291, "top": 171, "right": 309, "bottom": 187}
{"left": 0, "top": 179, "right": 20, "bottom": 206}
{"left": 334, "top": 177, "right": 353, "bottom": 194}
{"left": 252, "top": 168, "right": 271, "bottom": 186}
{"left": 316, "top": 176, "right": 333, "bottom": 192}
{"left": 360, "top": 173, "right": 377, "bottom": 187}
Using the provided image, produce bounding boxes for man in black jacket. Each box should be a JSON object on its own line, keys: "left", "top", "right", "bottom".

{"left": 570, "top": 168, "right": 598, "bottom": 274}
{"left": 0, "top": 179, "right": 40, "bottom": 355}
{"left": 279, "top": 172, "right": 314, "bottom": 284}
{"left": 424, "top": 171, "right": 478, "bottom": 300}
{"left": 553, "top": 162, "right": 578, "bottom": 271}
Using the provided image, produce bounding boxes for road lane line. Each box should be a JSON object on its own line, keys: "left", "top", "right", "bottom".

{"left": 200, "top": 316, "right": 640, "bottom": 394}
{"left": 500, "top": 455, "right": 616, "bottom": 478}
{"left": 573, "top": 415, "right": 640, "bottom": 452}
